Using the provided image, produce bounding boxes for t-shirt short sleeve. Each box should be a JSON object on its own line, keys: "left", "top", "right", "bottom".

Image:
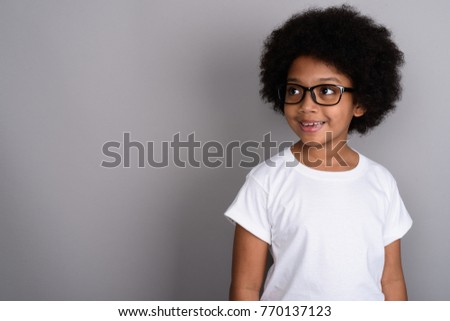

{"left": 383, "top": 179, "right": 413, "bottom": 246}
{"left": 224, "top": 175, "right": 271, "bottom": 244}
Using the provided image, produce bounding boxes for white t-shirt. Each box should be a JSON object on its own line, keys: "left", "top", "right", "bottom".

{"left": 225, "top": 148, "right": 412, "bottom": 300}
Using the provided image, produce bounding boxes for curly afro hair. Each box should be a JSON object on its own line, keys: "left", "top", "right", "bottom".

{"left": 259, "top": 5, "right": 404, "bottom": 134}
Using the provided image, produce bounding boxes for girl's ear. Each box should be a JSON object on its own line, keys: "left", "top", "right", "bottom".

{"left": 353, "top": 104, "right": 366, "bottom": 118}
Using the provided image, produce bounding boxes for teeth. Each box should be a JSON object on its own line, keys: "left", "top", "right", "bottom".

{"left": 301, "top": 121, "right": 324, "bottom": 127}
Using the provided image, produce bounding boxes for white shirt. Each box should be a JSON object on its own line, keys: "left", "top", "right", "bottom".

{"left": 225, "top": 148, "right": 412, "bottom": 300}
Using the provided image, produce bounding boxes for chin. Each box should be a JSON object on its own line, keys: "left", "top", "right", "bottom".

{"left": 299, "top": 138, "right": 326, "bottom": 148}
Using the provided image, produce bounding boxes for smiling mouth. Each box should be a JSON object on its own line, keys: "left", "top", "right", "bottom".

{"left": 300, "top": 121, "right": 325, "bottom": 127}
{"left": 297, "top": 121, "right": 326, "bottom": 133}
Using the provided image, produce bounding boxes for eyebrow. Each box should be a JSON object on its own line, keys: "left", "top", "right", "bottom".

{"left": 286, "top": 77, "right": 343, "bottom": 83}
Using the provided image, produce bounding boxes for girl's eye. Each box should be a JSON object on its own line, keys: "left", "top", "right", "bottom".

{"left": 318, "top": 85, "right": 337, "bottom": 95}
{"left": 286, "top": 86, "right": 301, "bottom": 96}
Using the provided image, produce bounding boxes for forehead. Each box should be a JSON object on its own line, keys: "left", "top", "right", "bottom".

{"left": 287, "top": 56, "right": 352, "bottom": 86}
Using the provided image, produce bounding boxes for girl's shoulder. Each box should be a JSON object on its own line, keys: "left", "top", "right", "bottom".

{"left": 246, "top": 148, "right": 295, "bottom": 189}
{"left": 360, "top": 154, "right": 399, "bottom": 189}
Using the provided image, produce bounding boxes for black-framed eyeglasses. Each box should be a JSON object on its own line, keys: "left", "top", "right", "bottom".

{"left": 277, "top": 83, "right": 355, "bottom": 106}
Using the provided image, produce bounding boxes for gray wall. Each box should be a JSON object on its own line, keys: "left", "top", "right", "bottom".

{"left": 0, "top": 0, "right": 449, "bottom": 300}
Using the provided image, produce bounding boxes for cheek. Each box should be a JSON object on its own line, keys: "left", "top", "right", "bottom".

{"left": 326, "top": 105, "right": 357, "bottom": 123}
{"left": 284, "top": 110, "right": 299, "bottom": 128}
{"left": 284, "top": 106, "right": 297, "bottom": 118}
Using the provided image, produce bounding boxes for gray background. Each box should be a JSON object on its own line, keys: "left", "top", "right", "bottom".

{"left": 1, "top": 0, "right": 449, "bottom": 300}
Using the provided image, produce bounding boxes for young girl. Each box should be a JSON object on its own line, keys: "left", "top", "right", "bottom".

{"left": 225, "top": 5, "right": 413, "bottom": 301}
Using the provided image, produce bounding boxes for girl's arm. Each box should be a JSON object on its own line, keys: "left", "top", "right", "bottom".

{"left": 381, "top": 239, "right": 408, "bottom": 300}
{"left": 229, "top": 224, "right": 269, "bottom": 300}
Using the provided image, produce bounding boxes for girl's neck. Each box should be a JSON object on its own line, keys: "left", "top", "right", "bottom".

{"left": 291, "top": 140, "right": 359, "bottom": 172}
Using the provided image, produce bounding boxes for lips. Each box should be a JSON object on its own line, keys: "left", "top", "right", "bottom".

{"left": 300, "top": 121, "right": 325, "bottom": 127}
{"left": 298, "top": 120, "right": 325, "bottom": 132}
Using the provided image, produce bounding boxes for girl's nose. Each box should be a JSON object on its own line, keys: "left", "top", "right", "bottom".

{"left": 298, "top": 91, "right": 319, "bottom": 113}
